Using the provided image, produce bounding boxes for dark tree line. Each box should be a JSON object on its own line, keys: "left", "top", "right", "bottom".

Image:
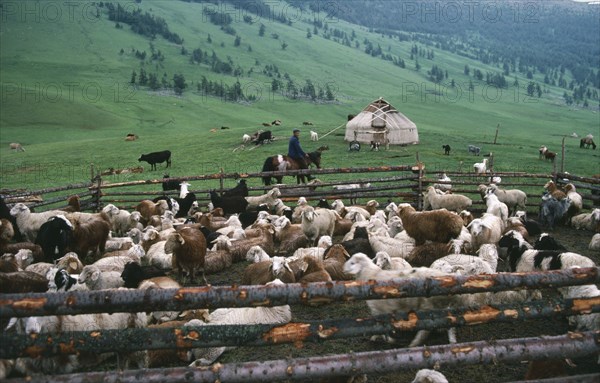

{"left": 106, "top": 3, "right": 183, "bottom": 44}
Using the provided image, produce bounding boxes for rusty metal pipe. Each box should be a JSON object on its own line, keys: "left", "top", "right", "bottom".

{"left": 3, "top": 332, "right": 599, "bottom": 383}
{"left": 1, "top": 268, "right": 598, "bottom": 318}
{"left": 2, "top": 296, "right": 598, "bottom": 359}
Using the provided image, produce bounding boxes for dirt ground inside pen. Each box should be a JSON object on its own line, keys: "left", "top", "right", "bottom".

{"left": 6, "top": 226, "right": 599, "bottom": 382}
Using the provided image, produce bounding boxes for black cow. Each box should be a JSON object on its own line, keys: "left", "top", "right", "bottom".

{"left": 442, "top": 144, "right": 451, "bottom": 155}
{"left": 253, "top": 130, "right": 273, "bottom": 145}
{"left": 139, "top": 150, "right": 171, "bottom": 171}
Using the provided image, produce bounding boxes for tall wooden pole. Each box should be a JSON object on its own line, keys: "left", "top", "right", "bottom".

{"left": 561, "top": 136, "right": 566, "bottom": 173}
{"left": 493, "top": 123, "right": 500, "bottom": 145}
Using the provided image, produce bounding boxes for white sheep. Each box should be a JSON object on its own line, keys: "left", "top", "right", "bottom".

{"left": 9, "top": 203, "right": 65, "bottom": 242}
{"left": 78, "top": 265, "right": 124, "bottom": 290}
{"left": 412, "top": 369, "right": 449, "bottom": 383}
{"left": 422, "top": 186, "right": 472, "bottom": 212}
{"left": 432, "top": 173, "right": 452, "bottom": 192}
{"left": 245, "top": 245, "right": 271, "bottom": 263}
{"left": 373, "top": 251, "right": 411, "bottom": 270}
{"left": 473, "top": 158, "right": 488, "bottom": 174}
{"left": 429, "top": 245, "right": 497, "bottom": 275}
{"left": 331, "top": 199, "right": 371, "bottom": 221}
{"left": 188, "top": 280, "right": 292, "bottom": 366}
{"left": 467, "top": 213, "right": 504, "bottom": 250}
{"left": 571, "top": 209, "right": 600, "bottom": 231}
{"left": 310, "top": 130, "right": 319, "bottom": 141}
{"left": 146, "top": 240, "right": 172, "bottom": 270}
{"left": 486, "top": 184, "right": 528, "bottom": 215}
{"left": 300, "top": 206, "right": 339, "bottom": 246}
{"left": 369, "top": 233, "right": 414, "bottom": 259}
{"left": 242, "top": 133, "right": 252, "bottom": 144}
{"left": 16, "top": 310, "right": 147, "bottom": 375}
{"left": 589, "top": 233, "right": 600, "bottom": 250}
{"left": 92, "top": 244, "right": 146, "bottom": 272}
{"left": 245, "top": 187, "right": 281, "bottom": 210}
{"left": 343, "top": 253, "right": 468, "bottom": 347}
{"left": 290, "top": 235, "right": 332, "bottom": 261}
{"left": 484, "top": 191, "right": 509, "bottom": 223}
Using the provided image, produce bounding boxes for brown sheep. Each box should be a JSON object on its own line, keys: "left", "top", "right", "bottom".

{"left": 204, "top": 249, "right": 233, "bottom": 274}
{"left": 241, "top": 257, "right": 295, "bottom": 285}
{"left": 136, "top": 199, "right": 169, "bottom": 226}
{"left": 61, "top": 195, "right": 81, "bottom": 213}
{"left": 273, "top": 217, "right": 309, "bottom": 256}
{"left": 0, "top": 271, "right": 48, "bottom": 293}
{"left": 543, "top": 180, "right": 567, "bottom": 200}
{"left": 396, "top": 204, "right": 463, "bottom": 246}
{"left": 459, "top": 210, "right": 474, "bottom": 227}
{"left": 214, "top": 224, "right": 275, "bottom": 262}
{"left": 333, "top": 217, "right": 353, "bottom": 236}
{"left": 0, "top": 219, "right": 44, "bottom": 262}
{"left": 406, "top": 242, "right": 453, "bottom": 267}
{"left": 323, "top": 244, "right": 353, "bottom": 281}
{"left": 69, "top": 218, "right": 110, "bottom": 258}
{"left": 0, "top": 255, "right": 19, "bottom": 272}
{"left": 165, "top": 227, "right": 207, "bottom": 284}
{"left": 0, "top": 218, "right": 15, "bottom": 242}
{"left": 299, "top": 257, "right": 332, "bottom": 283}
{"left": 503, "top": 217, "right": 530, "bottom": 242}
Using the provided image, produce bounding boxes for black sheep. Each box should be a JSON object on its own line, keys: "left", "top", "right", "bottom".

{"left": 199, "top": 226, "right": 224, "bottom": 249}
{"left": 35, "top": 216, "right": 73, "bottom": 261}
{"left": 209, "top": 191, "right": 248, "bottom": 215}
{"left": 339, "top": 227, "right": 375, "bottom": 258}
{"left": 239, "top": 204, "right": 270, "bottom": 228}
{"left": 534, "top": 234, "right": 567, "bottom": 251}
{"left": 175, "top": 192, "right": 198, "bottom": 218}
{"left": 162, "top": 174, "right": 181, "bottom": 192}
{"left": 121, "top": 262, "right": 167, "bottom": 288}
{"left": 315, "top": 199, "right": 331, "bottom": 209}
{"left": 223, "top": 179, "right": 249, "bottom": 198}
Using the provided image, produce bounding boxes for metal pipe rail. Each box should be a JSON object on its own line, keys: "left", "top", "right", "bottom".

{"left": 2, "top": 296, "right": 599, "bottom": 359}
{"left": 4, "top": 332, "right": 599, "bottom": 383}
{"left": 2, "top": 267, "right": 599, "bottom": 318}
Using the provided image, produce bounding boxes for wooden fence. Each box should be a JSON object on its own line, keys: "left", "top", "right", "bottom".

{"left": 2, "top": 164, "right": 599, "bottom": 215}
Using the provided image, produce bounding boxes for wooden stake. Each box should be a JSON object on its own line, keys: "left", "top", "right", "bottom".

{"left": 493, "top": 123, "right": 500, "bottom": 145}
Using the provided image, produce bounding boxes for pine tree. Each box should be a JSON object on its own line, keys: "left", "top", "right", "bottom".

{"left": 259, "top": 24, "right": 266, "bottom": 37}
{"left": 130, "top": 70, "right": 137, "bottom": 84}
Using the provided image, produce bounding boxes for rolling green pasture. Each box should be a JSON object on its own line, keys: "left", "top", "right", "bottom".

{"left": 1, "top": 0, "right": 598, "bottom": 192}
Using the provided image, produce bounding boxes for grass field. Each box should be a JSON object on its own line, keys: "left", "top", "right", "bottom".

{"left": 1, "top": 0, "right": 598, "bottom": 192}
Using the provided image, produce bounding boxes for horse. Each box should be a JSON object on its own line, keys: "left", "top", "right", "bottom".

{"left": 261, "top": 151, "right": 322, "bottom": 185}
{"left": 580, "top": 137, "right": 596, "bottom": 149}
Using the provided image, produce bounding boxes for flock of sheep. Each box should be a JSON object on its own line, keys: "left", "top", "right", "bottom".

{"left": 0, "top": 173, "right": 599, "bottom": 380}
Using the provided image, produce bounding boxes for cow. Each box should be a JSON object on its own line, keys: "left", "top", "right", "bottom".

{"left": 138, "top": 150, "right": 172, "bottom": 171}
{"left": 253, "top": 130, "right": 273, "bottom": 145}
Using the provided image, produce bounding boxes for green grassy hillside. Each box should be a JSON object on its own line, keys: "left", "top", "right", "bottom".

{"left": 1, "top": 0, "right": 598, "bottom": 191}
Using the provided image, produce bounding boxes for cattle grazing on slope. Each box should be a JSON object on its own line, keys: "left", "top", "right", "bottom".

{"left": 138, "top": 150, "right": 172, "bottom": 171}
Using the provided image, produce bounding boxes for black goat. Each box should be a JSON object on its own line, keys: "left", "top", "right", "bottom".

{"left": 175, "top": 193, "right": 198, "bottom": 219}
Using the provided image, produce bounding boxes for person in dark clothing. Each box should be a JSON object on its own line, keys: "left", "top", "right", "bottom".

{"left": 288, "top": 129, "right": 309, "bottom": 169}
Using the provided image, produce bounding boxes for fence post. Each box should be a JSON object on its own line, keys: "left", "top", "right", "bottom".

{"left": 415, "top": 152, "right": 423, "bottom": 210}
{"left": 561, "top": 136, "right": 566, "bottom": 173}
{"left": 219, "top": 168, "right": 225, "bottom": 195}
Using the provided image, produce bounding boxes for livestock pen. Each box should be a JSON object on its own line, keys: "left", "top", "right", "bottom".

{"left": 0, "top": 164, "right": 599, "bottom": 382}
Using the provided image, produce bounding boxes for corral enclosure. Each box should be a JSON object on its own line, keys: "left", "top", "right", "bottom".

{"left": 1, "top": 164, "right": 599, "bottom": 382}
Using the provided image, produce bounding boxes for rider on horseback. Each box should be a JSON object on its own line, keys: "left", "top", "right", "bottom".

{"left": 288, "top": 129, "right": 314, "bottom": 181}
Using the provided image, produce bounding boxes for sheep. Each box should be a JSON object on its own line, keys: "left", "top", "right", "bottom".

{"left": 272, "top": 216, "right": 309, "bottom": 256}
{"left": 373, "top": 251, "right": 411, "bottom": 270}
{"left": 539, "top": 194, "right": 571, "bottom": 230}
{"left": 242, "top": 133, "right": 252, "bottom": 144}
{"left": 120, "top": 261, "right": 167, "bottom": 288}
{"left": 188, "top": 279, "right": 292, "bottom": 366}
{"left": 78, "top": 265, "right": 124, "bottom": 290}
{"left": 69, "top": 216, "right": 110, "bottom": 258}
{"left": 0, "top": 254, "right": 19, "bottom": 272}
{"left": 543, "top": 180, "right": 567, "bottom": 200}
{"left": 25, "top": 252, "right": 84, "bottom": 278}
{"left": 9, "top": 248, "right": 34, "bottom": 270}
{"left": 310, "top": 130, "right": 319, "bottom": 141}
{"left": 300, "top": 206, "right": 339, "bottom": 246}
{"left": 564, "top": 183, "right": 583, "bottom": 221}
{"left": 290, "top": 236, "right": 332, "bottom": 261}
{"left": 92, "top": 245, "right": 145, "bottom": 272}
{"left": 499, "top": 230, "right": 596, "bottom": 273}
{"left": 485, "top": 184, "right": 528, "bottom": 215}
{"left": 9, "top": 142, "right": 25, "bottom": 152}
{"left": 571, "top": 209, "right": 600, "bottom": 231}
{"left": 432, "top": 173, "right": 452, "bottom": 192}
{"left": 561, "top": 283, "right": 600, "bottom": 333}
{"left": 459, "top": 210, "right": 474, "bottom": 226}
{"left": 405, "top": 242, "right": 453, "bottom": 267}
{"left": 340, "top": 226, "right": 376, "bottom": 258}
{"left": 241, "top": 257, "right": 295, "bottom": 285}
{"left": 503, "top": 216, "right": 530, "bottom": 242}
{"left": 245, "top": 187, "right": 281, "bottom": 210}
{"left": 369, "top": 233, "right": 415, "bottom": 259}
{"left": 396, "top": 204, "right": 463, "bottom": 246}
{"left": 467, "top": 213, "right": 504, "bottom": 251}
{"left": 322, "top": 244, "right": 353, "bottom": 281}
{"left": 590, "top": 233, "right": 600, "bottom": 250}
{"left": 534, "top": 233, "right": 567, "bottom": 251}
{"left": 213, "top": 224, "right": 275, "bottom": 262}
{"left": 412, "top": 369, "right": 449, "bottom": 383}
{"left": 298, "top": 257, "right": 331, "bottom": 283}
{"left": 35, "top": 215, "right": 73, "bottom": 261}
{"left": 164, "top": 227, "right": 207, "bottom": 284}
{"left": 204, "top": 248, "right": 233, "bottom": 274}
{"left": 246, "top": 245, "right": 271, "bottom": 263}
{"left": 138, "top": 276, "right": 182, "bottom": 324}
{"left": 174, "top": 192, "right": 199, "bottom": 219}
{"left": 430, "top": 248, "right": 497, "bottom": 275}
{"left": 484, "top": 191, "right": 509, "bottom": 223}
{"left": 136, "top": 199, "right": 169, "bottom": 225}
{"left": 9, "top": 203, "right": 65, "bottom": 243}
{"left": 422, "top": 186, "right": 472, "bottom": 212}
{"left": 343, "top": 253, "right": 466, "bottom": 347}
{"left": 0, "top": 271, "right": 49, "bottom": 293}
{"left": 209, "top": 191, "right": 249, "bottom": 215}
{"left": 16, "top": 311, "right": 147, "bottom": 375}
{"left": 473, "top": 158, "right": 488, "bottom": 174}
{"left": 104, "top": 235, "right": 134, "bottom": 252}
{"left": 331, "top": 199, "right": 371, "bottom": 221}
